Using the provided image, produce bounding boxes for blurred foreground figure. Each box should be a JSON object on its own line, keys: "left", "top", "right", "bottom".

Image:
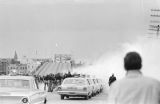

{"left": 108, "top": 74, "right": 116, "bottom": 86}
{"left": 107, "top": 52, "right": 160, "bottom": 104}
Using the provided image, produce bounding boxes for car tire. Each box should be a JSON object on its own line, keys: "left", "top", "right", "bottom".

{"left": 61, "top": 95, "right": 65, "bottom": 100}
{"left": 91, "top": 93, "right": 93, "bottom": 97}
{"left": 44, "top": 98, "right": 47, "bottom": 104}
{"left": 93, "top": 93, "right": 96, "bottom": 96}
{"left": 85, "top": 95, "right": 89, "bottom": 100}
{"left": 66, "top": 96, "right": 69, "bottom": 99}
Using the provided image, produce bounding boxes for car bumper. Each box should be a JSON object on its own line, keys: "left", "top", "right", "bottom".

{"left": 58, "top": 91, "right": 89, "bottom": 96}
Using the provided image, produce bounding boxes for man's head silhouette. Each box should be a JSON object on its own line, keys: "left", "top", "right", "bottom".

{"left": 124, "top": 52, "right": 142, "bottom": 71}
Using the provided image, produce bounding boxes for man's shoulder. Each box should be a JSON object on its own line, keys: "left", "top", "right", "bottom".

{"left": 113, "top": 76, "right": 160, "bottom": 86}
{"left": 142, "top": 76, "right": 160, "bottom": 86}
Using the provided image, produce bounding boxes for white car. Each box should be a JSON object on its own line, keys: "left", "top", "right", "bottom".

{"left": 0, "top": 75, "right": 47, "bottom": 104}
{"left": 57, "top": 77, "right": 92, "bottom": 100}
{"left": 92, "top": 79, "right": 100, "bottom": 94}
{"left": 97, "top": 79, "right": 103, "bottom": 93}
{"left": 86, "top": 78, "right": 96, "bottom": 96}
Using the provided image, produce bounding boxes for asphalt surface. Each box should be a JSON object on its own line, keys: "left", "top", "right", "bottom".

{"left": 46, "top": 91, "right": 108, "bottom": 104}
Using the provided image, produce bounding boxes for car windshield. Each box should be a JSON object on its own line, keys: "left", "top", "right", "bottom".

{"left": 0, "top": 79, "right": 30, "bottom": 89}
{"left": 63, "top": 79, "right": 86, "bottom": 85}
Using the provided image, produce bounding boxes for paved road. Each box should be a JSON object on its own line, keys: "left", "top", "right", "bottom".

{"left": 46, "top": 91, "right": 108, "bottom": 104}
{"left": 39, "top": 82, "right": 110, "bottom": 104}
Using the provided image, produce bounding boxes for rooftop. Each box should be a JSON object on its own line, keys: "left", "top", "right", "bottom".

{"left": 0, "top": 75, "right": 34, "bottom": 80}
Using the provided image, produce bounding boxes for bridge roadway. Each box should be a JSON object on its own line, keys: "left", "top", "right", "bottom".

{"left": 46, "top": 91, "right": 108, "bottom": 104}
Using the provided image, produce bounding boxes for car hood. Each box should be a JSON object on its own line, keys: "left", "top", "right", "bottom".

{"left": 0, "top": 88, "right": 40, "bottom": 96}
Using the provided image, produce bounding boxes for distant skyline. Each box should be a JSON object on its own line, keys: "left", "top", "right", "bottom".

{"left": 0, "top": 0, "right": 160, "bottom": 62}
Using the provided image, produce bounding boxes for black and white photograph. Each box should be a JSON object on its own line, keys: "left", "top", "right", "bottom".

{"left": 0, "top": 0, "right": 160, "bottom": 104}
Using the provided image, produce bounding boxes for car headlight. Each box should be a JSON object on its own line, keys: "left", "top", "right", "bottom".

{"left": 22, "top": 97, "right": 28, "bottom": 103}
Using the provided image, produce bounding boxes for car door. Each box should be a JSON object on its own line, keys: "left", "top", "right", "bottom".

{"left": 87, "top": 79, "right": 94, "bottom": 94}
{"left": 30, "top": 79, "right": 46, "bottom": 104}
{"left": 92, "top": 79, "right": 98, "bottom": 93}
{"left": 86, "top": 79, "right": 92, "bottom": 96}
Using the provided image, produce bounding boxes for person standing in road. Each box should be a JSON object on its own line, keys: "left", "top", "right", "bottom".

{"left": 108, "top": 74, "right": 116, "bottom": 86}
{"left": 107, "top": 51, "right": 160, "bottom": 104}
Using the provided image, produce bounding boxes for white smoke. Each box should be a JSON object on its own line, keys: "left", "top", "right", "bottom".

{"left": 73, "top": 36, "right": 160, "bottom": 82}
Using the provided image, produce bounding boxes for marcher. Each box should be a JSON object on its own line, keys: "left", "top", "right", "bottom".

{"left": 108, "top": 74, "right": 116, "bottom": 86}
{"left": 107, "top": 51, "right": 160, "bottom": 104}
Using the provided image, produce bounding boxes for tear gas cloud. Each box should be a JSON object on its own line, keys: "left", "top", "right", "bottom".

{"left": 73, "top": 36, "right": 160, "bottom": 81}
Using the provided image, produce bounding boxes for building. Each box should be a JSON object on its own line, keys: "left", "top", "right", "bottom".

{"left": 0, "top": 57, "right": 16, "bottom": 75}
{"left": 8, "top": 64, "right": 28, "bottom": 75}
{"left": 14, "top": 51, "right": 18, "bottom": 61}
{"left": 19, "top": 56, "right": 41, "bottom": 73}
{"left": 11, "top": 51, "right": 20, "bottom": 64}
{"left": 0, "top": 61, "right": 9, "bottom": 75}
{"left": 54, "top": 54, "right": 72, "bottom": 63}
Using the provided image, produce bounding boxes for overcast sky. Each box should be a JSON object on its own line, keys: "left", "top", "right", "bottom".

{"left": 0, "top": 0, "right": 159, "bottom": 62}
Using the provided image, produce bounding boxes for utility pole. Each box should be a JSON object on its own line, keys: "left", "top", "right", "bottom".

{"left": 148, "top": 9, "right": 160, "bottom": 38}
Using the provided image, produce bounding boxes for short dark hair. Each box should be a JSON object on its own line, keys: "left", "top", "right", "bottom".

{"left": 124, "top": 52, "right": 142, "bottom": 71}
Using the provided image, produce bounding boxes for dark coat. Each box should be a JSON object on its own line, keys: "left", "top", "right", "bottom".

{"left": 109, "top": 75, "right": 116, "bottom": 86}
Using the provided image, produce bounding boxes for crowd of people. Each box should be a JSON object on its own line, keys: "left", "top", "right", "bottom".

{"left": 34, "top": 72, "right": 79, "bottom": 92}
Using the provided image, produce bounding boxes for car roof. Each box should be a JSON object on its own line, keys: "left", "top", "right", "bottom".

{"left": 0, "top": 75, "right": 34, "bottom": 80}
